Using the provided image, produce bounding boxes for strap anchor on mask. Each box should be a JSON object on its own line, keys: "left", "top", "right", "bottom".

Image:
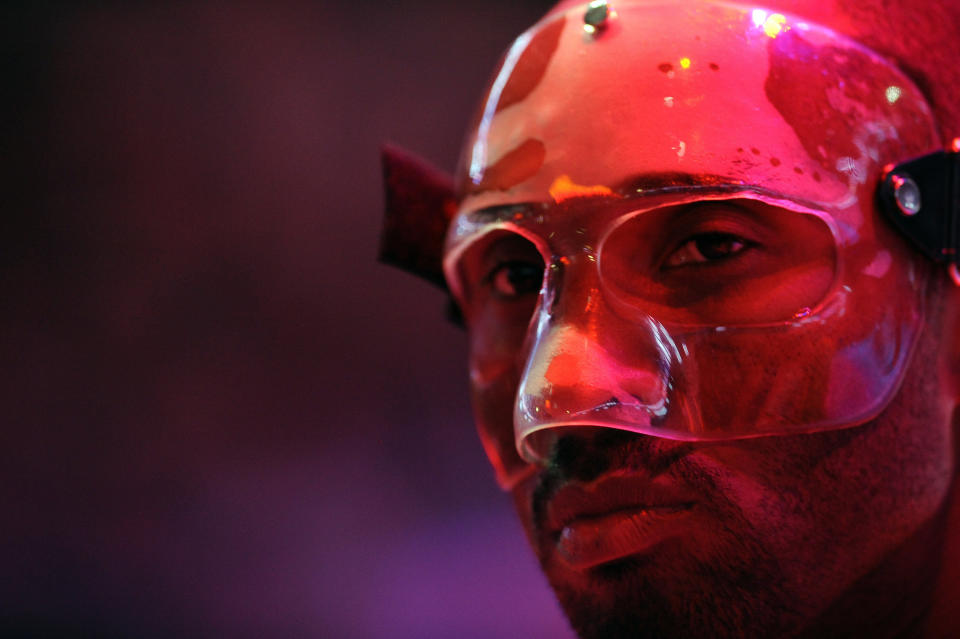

{"left": 879, "top": 141, "right": 960, "bottom": 285}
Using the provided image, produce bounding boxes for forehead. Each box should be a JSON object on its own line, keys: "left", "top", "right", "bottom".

{"left": 452, "top": 0, "right": 938, "bottom": 225}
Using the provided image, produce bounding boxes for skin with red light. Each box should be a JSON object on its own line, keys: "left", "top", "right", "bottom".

{"left": 442, "top": 1, "right": 960, "bottom": 637}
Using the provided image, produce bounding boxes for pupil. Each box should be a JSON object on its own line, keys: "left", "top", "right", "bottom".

{"left": 508, "top": 264, "right": 542, "bottom": 293}
{"left": 695, "top": 233, "right": 741, "bottom": 260}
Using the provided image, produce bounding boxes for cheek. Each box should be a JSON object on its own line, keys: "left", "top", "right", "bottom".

{"left": 510, "top": 477, "right": 541, "bottom": 551}
{"left": 689, "top": 407, "right": 953, "bottom": 610}
{"left": 467, "top": 305, "right": 537, "bottom": 484}
{"left": 467, "top": 301, "right": 534, "bottom": 384}
{"left": 470, "top": 369, "right": 526, "bottom": 481}
{"left": 944, "top": 293, "right": 960, "bottom": 395}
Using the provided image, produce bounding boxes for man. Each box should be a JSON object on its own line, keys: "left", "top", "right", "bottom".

{"left": 381, "top": 0, "right": 959, "bottom": 636}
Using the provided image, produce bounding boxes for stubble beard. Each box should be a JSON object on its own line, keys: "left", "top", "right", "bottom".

{"left": 523, "top": 435, "right": 804, "bottom": 639}
{"left": 544, "top": 535, "right": 792, "bottom": 639}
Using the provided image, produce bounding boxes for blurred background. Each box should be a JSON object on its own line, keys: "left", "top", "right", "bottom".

{"left": 1, "top": 1, "right": 575, "bottom": 637}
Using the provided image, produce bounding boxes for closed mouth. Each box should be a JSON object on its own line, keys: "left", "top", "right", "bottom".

{"left": 555, "top": 503, "right": 695, "bottom": 569}
{"left": 544, "top": 472, "right": 697, "bottom": 570}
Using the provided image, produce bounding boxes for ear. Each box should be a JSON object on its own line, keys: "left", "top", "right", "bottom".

{"left": 379, "top": 144, "right": 457, "bottom": 289}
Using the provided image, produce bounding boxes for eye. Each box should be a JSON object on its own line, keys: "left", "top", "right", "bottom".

{"left": 486, "top": 260, "right": 544, "bottom": 299}
{"left": 664, "top": 232, "right": 750, "bottom": 268}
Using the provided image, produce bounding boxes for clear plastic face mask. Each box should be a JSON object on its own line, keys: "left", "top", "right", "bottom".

{"left": 442, "top": 0, "right": 941, "bottom": 489}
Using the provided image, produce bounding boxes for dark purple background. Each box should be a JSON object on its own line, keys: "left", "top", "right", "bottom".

{"left": 2, "top": 2, "right": 575, "bottom": 637}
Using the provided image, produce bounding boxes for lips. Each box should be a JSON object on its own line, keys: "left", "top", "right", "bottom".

{"left": 544, "top": 472, "right": 696, "bottom": 570}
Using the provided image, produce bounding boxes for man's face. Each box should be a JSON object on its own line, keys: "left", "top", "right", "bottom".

{"left": 452, "top": 201, "right": 955, "bottom": 637}
{"left": 441, "top": 2, "right": 958, "bottom": 636}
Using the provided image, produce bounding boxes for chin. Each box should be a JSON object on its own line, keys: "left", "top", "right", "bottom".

{"left": 512, "top": 472, "right": 798, "bottom": 638}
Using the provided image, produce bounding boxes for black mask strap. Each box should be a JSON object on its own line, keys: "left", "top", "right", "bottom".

{"left": 879, "top": 145, "right": 959, "bottom": 273}
{"left": 379, "top": 144, "right": 456, "bottom": 289}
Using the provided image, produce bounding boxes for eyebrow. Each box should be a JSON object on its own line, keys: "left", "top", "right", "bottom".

{"left": 465, "top": 172, "right": 744, "bottom": 222}
{"left": 616, "top": 171, "right": 743, "bottom": 194}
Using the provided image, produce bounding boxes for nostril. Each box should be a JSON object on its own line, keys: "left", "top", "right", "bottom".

{"left": 520, "top": 427, "right": 558, "bottom": 465}
{"left": 520, "top": 425, "right": 636, "bottom": 480}
{"left": 520, "top": 425, "right": 601, "bottom": 465}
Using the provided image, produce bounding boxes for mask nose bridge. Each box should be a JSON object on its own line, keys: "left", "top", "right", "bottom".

{"left": 515, "top": 253, "right": 673, "bottom": 465}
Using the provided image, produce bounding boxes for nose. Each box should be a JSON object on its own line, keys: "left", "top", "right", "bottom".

{"left": 514, "top": 291, "right": 679, "bottom": 465}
